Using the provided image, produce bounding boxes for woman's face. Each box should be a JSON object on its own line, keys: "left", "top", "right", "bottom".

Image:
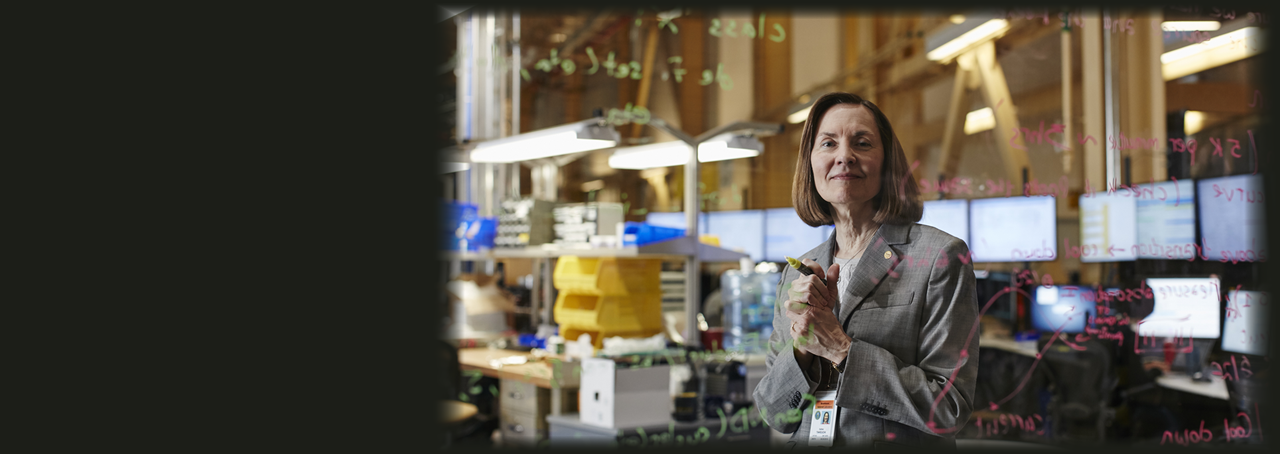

{"left": 810, "top": 104, "right": 883, "bottom": 210}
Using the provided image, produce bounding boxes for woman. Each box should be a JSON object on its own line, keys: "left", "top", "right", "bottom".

{"left": 752, "top": 92, "right": 978, "bottom": 448}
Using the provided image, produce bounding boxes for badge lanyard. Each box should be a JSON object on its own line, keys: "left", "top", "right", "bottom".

{"left": 807, "top": 390, "right": 838, "bottom": 447}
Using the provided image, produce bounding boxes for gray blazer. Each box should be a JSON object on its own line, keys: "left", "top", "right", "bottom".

{"left": 752, "top": 222, "right": 979, "bottom": 449}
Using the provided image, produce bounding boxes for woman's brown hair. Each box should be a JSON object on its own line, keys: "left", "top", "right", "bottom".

{"left": 792, "top": 92, "right": 923, "bottom": 226}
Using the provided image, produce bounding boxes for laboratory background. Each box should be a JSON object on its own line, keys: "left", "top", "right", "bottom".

{"left": 434, "top": 5, "right": 1272, "bottom": 449}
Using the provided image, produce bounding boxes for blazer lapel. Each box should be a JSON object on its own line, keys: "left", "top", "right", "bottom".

{"left": 837, "top": 222, "right": 913, "bottom": 328}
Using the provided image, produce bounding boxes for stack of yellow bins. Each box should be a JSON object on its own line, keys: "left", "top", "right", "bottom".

{"left": 552, "top": 256, "right": 663, "bottom": 349}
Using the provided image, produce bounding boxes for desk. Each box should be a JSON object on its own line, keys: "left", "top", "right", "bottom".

{"left": 457, "top": 348, "right": 580, "bottom": 415}
{"left": 546, "top": 412, "right": 770, "bottom": 447}
{"left": 979, "top": 337, "right": 1038, "bottom": 358}
{"left": 1156, "top": 373, "right": 1229, "bottom": 400}
{"left": 459, "top": 348, "right": 583, "bottom": 447}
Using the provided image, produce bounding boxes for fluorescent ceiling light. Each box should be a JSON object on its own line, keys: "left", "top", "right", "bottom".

{"left": 608, "top": 134, "right": 765, "bottom": 170}
{"left": 1162, "top": 27, "right": 1264, "bottom": 81}
{"left": 963, "top": 107, "right": 995, "bottom": 135}
{"left": 926, "top": 19, "right": 1010, "bottom": 62}
{"left": 788, "top": 105, "right": 812, "bottom": 124}
{"left": 469, "top": 119, "right": 620, "bottom": 163}
{"left": 608, "top": 141, "right": 692, "bottom": 170}
{"left": 1185, "top": 111, "right": 1206, "bottom": 135}
{"left": 441, "top": 162, "right": 470, "bottom": 173}
{"left": 1161, "top": 21, "right": 1221, "bottom": 31}
{"left": 699, "top": 134, "right": 763, "bottom": 162}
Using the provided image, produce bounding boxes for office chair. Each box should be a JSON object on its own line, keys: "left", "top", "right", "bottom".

{"left": 970, "top": 347, "right": 1054, "bottom": 441}
{"left": 1039, "top": 337, "right": 1117, "bottom": 444}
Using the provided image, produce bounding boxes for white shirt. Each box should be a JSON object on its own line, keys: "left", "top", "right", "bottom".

{"left": 832, "top": 255, "right": 859, "bottom": 314}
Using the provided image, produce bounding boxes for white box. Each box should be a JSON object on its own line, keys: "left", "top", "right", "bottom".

{"left": 578, "top": 357, "right": 671, "bottom": 428}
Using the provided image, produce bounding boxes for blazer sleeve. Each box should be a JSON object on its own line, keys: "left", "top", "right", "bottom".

{"left": 751, "top": 266, "right": 821, "bottom": 434}
{"left": 834, "top": 237, "right": 979, "bottom": 436}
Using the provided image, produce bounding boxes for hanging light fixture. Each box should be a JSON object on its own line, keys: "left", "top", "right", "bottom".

{"left": 469, "top": 118, "right": 620, "bottom": 163}
{"left": 608, "top": 134, "right": 764, "bottom": 170}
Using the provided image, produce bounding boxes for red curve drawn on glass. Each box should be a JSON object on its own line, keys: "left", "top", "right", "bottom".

{"left": 925, "top": 285, "right": 1027, "bottom": 433}
{"left": 927, "top": 283, "right": 1091, "bottom": 433}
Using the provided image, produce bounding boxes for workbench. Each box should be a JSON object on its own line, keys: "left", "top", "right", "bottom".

{"left": 457, "top": 348, "right": 582, "bottom": 446}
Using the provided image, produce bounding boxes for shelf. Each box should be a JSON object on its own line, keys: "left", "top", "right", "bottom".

{"left": 441, "top": 236, "right": 750, "bottom": 262}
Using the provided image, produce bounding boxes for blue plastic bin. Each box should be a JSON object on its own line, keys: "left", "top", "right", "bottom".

{"left": 622, "top": 221, "right": 686, "bottom": 247}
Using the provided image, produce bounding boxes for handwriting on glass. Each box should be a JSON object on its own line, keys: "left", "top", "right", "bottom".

{"left": 974, "top": 413, "right": 1045, "bottom": 438}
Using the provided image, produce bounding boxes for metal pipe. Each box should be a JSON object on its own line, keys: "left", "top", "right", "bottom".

{"left": 684, "top": 128, "right": 701, "bottom": 349}
{"left": 1103, "top": 9, "right": 1119, "bottom": 189}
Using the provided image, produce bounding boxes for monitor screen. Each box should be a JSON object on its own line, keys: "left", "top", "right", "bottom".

{"left": 1078, "top": 192, "right": 1137, "bottom": 262}
{"left": 645, "top": 212, "right": 708, "bottom": 234}
{"left": 763, "top": 208, "right": 831, "bottom": 262}
{"left": 1031, "top": 285, "right": 1097, "bottom": 334}
{"left": 1141, "top": 278, "right": 1222, "bottom": 339}
{"left": 1134, "top": 179, "right": 1197, "bottom": 260}
{"left": 969, "top": 196, "right": 1057, "bottom": 262}
{"left": 1222, "top": 290, "right": 1269, "bottom": 355}
{"left": 920, "top": 199, "right": 969, "bottom": 245}
{"left": 706, "top": 210, "right": 765, "bottom": 262}
{"left": 1198, "top": 174, "right": 1267, "bottom": 262}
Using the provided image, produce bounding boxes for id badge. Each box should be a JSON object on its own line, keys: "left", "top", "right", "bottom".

{"left": 807, "top": 390, "right": 838, "bottom": 447}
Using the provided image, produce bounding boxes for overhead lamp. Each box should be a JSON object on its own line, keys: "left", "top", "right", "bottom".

{"left": 963, "top": 107, "right": 995, "bottom": 135}
{"left": 608, "top": 134, "right": 765, "bottom": 170}
{"left": 1161, "top": 21, "right": 1221, "bottom": 32}
{"left": 608, "top": 141, "right": 692, "bottom": 170}
{"left": 469, "top": 118, "right": 620, "bottom": 163}
{"left": 1184, "top": 111, "right": 1206, "bottom": 136}
{"left": 441, "top": 162, "right": 471, "bottom": 173}
{"left": 925, "top": 11, "right": 1010, "bottom": 62}
{"left": 788, "top": 105, "right": 812, "bottom": 124}
{"left": 1161, "top": 27, "right": 1263, "bottom": 81}
{"left": 699, "top": 134, "right": 763, "bottom": 162}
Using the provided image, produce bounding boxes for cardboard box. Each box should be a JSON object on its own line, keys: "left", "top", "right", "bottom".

{"left": 578, "top": 357, "right": 671, "bottom": 428}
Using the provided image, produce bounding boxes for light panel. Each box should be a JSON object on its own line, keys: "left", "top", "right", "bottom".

{"left": 608, "top": 141, "right": 691, "bottom": 170}
{"left": 469, "top": 119, "right": 619, "bottom": 163}
{"left": 1161, "top": 21, "right": 1221, "bottom": 32}
{"left": 927, "top": 19, "right": 1010, "bottom": 62}
{"left": 964, "top": 107, "right": 995, "bottom": 135}
{"left": 788, "top": 105, "right": 812, "bottom": 124}
{"left": 1162, "top": 27, "right": 1264, "bottom": 81}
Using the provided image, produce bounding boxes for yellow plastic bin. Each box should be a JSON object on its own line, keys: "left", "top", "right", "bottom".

{"left": 552, "top": 257, "right": 663, "bottom": 348}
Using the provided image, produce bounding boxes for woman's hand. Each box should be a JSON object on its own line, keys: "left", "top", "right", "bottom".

{"left": 784, "top": 259, "right": 852, "bottom": 364}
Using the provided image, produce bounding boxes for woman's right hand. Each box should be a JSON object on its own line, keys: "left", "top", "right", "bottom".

{"left": 784, "top": 258, "right": 840, "bottom": 311}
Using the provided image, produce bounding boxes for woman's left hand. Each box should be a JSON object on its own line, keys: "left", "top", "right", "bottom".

{"left": 788, "top": 304, "right": 852, "bottom": 364}
{"left": 785, "top": 259, "right": 852, "bottom": 364}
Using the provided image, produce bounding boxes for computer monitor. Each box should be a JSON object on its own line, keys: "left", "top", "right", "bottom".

{"left": 763, "top": 208, "right": 831, "bottom": 262}
{"left": 969, "top": 196, "right": 1057, "bottom": 262}
{"left": 645, "top": 212, "right": 708, "bottom": 234}
{"left": 705, "top": 210, "right": 765, "bottom": 262}
{"left": 1140, "top": 278, "right": 1222, "bottom": 339}
{"left": 1197, "top": 174, "right": 1267, "bottom": 262}
{"left": 1222, "top": 290, "right": 1269, "bottom": 355}
{"left": 1078, "top": 192, "right": 1137, "bottom": 262}
{"left": 919, "top": 199, "right": 969, "bottom": 245}
{"left": 1031, "top": 285, "right": 1097, "bottom": 334}
{"left": 1134, "top": 179, "right": 1196, "bottom": 260}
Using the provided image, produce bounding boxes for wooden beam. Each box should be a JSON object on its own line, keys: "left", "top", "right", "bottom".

{"left": 1166, "top": 82, "right": 1256, "bottom": 114}
{"left": 751, "top": 9, "right": 794, "bottom": 210}
{"left": 1120, "top": 10, "right": 1167, "bottom": 183}
{"left": 675, "top": 12, "right": 705, "bottom": 135}
{"left": 1081, "top": 12, "right": 1106, "bottom": 192}
{"left": 631, "top": 21, "right": 661, "bottom": 138}
{"left": 973, "top": 41, "right": 1031, "bottom": 190}
{"left": 938, "top": 60, "right": 972, "bottom": 180}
